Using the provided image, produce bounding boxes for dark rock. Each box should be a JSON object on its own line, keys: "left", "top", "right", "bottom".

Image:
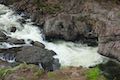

{"left": 10, "top": 27, "right": 17, "bottom": 32}
{"left": 0, "top": 31, "right": 8, "bottom": 42}
{"left": 44, "top": 13, "right": 78, "bottom": 41}
{"left": 15, "top": 46, "right": 56, "bottom": 63}
{"left": 7, "top": 38, "right": 25, "bottom": 45}
{"left": 52, "top": 58, "right": 61, "bottom": 71}
{"left": 99, "top": 60, "right": 120, "bottom": 80}
{"left": 0, "top": 46, "right": 60, "bottom": 71}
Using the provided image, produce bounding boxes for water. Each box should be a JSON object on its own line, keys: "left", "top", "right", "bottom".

{"left": 0, "top": 4, "right": 106, "bottom": 67}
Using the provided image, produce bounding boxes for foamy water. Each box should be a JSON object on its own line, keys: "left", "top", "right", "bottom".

{"left": 0, "top": 4, "right": 106, "bottom": 67}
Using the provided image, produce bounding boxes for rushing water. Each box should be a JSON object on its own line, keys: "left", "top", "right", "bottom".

{"left": 0, "top": 4, "right": 106, "bottom": 67}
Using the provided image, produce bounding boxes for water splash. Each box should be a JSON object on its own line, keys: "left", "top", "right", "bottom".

{"left": 0, "top": 4, "right": 106, "bottom": 67}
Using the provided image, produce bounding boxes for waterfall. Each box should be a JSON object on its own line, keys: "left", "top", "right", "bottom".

{"left": 0, "top": 4, "right": 106, "bottom": 67}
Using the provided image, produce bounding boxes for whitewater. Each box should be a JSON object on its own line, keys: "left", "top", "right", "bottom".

{"left": 0, "top": 4, "right": 106, "bottom": 67}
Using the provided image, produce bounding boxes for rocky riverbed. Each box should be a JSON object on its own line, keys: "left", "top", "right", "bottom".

{"left": 0, "top": 0, "right": 120, "bottom": 80}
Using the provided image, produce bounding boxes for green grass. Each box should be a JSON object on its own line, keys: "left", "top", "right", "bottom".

{"left": 0, "top": 68, "right": 12, "bottom": 79}
{"left": 86, "top": 67, "right": 102, "bottom": 80}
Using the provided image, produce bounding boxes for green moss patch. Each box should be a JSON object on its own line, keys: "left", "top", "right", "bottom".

{"left": 86, "top": 66, "right": 107, "bottom": 80}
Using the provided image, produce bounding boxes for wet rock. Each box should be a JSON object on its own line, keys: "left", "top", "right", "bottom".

{"left": 31, "top": 41, "right": 45, "bottom": 49}
{"left": 52, "top": 58, "right": 61, "bottom": 71}
{"left": 0, "top": 46, "right": 60, "bottom": 71}
{"left": 10, "top": 27, "right": 17, "bottom": 32}
{"left": 0, "top": 31, "right": 8, "bottom": 42}
{"left": 7, "top": 38, "right": 25, "bottom": 45}
{"left": 1, "top": 0, "right": 120, "bottom": 62}
{"left": 16, "top": 46, "right": 58, "bottom": 71}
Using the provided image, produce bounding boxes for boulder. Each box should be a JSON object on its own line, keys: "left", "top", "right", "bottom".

{"left": 0, "top": 46, "right": 60, "bottom": 71}
{"left": 44, "top": 13, "right": 78, "bottom": 41}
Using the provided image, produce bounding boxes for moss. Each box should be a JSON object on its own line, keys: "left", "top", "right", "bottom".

{"left": 86, "top": 66, "right": 107, "bottom": 80}
{"left": 48, "top": 72, "right": 58, "bottom": 78}
{"left": 0, "top": 68, "right": 9, "bottom": 78}
{"left": 47, "top": 72, "right": 69, "bottom": 80}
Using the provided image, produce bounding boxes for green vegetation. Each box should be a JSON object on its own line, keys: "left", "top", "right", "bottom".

{"left": 0, "top": 63, "right": 44, "bottom": 80}
{"left": 0, "top": 68, "right": 11, "bottom": 79}
{"left": 86, "top": 66, "right": 107, "bottom": 80}
{"left": 0, "top": 63, "right": 107, "bottom": 80}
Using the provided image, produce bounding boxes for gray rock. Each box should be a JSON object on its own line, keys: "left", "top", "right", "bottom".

{"left": 31, "top": 41, "right": 45, "bottom": 48}
{"left": 0, "top": 46, "right": 60, "bottom": 71}
{"left": 0, "top": 31, "right": 8, "bottom": 42}
{"left": 7, "top": 38, "right": 25, "bottom": 45}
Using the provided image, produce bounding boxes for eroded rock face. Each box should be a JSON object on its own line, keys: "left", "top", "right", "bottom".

{"left": 44, "top": 13, "right": 78, "bottom": 41}
{"left": 98, "top": 26, "right": 120, "bottom": 61}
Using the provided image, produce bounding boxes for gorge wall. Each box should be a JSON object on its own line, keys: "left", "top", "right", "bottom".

{"left": 0, "top": 0, "right": 120, "bottom": 62}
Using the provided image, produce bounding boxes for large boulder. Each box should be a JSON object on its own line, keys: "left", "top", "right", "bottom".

{"left": 44, "top": 13, "right": 78, "bottom": 41}
{"left": 0, "top": 46, "right": 60, "bottom": 71}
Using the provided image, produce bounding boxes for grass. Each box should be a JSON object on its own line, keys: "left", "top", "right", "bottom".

{"left": 0, "top": 63, "right": 44, "bottom": 80}
{"left": 86, "top": 66, "right": 107, "bottom": 80}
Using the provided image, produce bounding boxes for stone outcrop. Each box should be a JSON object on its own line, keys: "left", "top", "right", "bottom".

{"left": 0, "top": 45, "right": 60, "bottom": 71}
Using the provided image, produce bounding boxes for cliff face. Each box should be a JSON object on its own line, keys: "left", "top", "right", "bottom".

{"left": 0, "top": 0, "right": 120, "bottom": 61}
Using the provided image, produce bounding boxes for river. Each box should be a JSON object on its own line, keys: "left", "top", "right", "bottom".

{"left": 0, "top": 4, "right": 106, "bottom": 67}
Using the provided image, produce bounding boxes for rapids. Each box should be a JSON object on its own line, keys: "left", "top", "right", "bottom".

{"left": 0, "top": 4, "right": 106, "bottom": 67}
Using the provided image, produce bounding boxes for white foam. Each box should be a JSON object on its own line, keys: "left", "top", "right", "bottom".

{"left": 0, "top": 4, "right": 106, "bottom": 67}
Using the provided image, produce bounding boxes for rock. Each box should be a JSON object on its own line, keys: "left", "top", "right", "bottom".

{"left": 44, "top": 13, "right": 78, "bottom": 41}
{"left": 7, "top": 38, "right": 25, "bottom": 45}
{"left": 0, "top": 60, "right": 11, "bottom": 68}
{"left": 1, "top": 0, "right": 120, "bottom": 61}
{"left": 0, "top": 46, "right": 60, "bottom": 71}
{"left": 0, "top": 31, "right": 8, "bottom": 42}
{"left": 31, "top": 41, "right": 45, "bottom": 48}
{"left": 99, "top": 60, "right": 120, "bottom": 80}
{"left": 10, "top": 27, "right": 17, "bottom": 32}
{"left": 98, "top": 26, "right": 120, "bottom": 61}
